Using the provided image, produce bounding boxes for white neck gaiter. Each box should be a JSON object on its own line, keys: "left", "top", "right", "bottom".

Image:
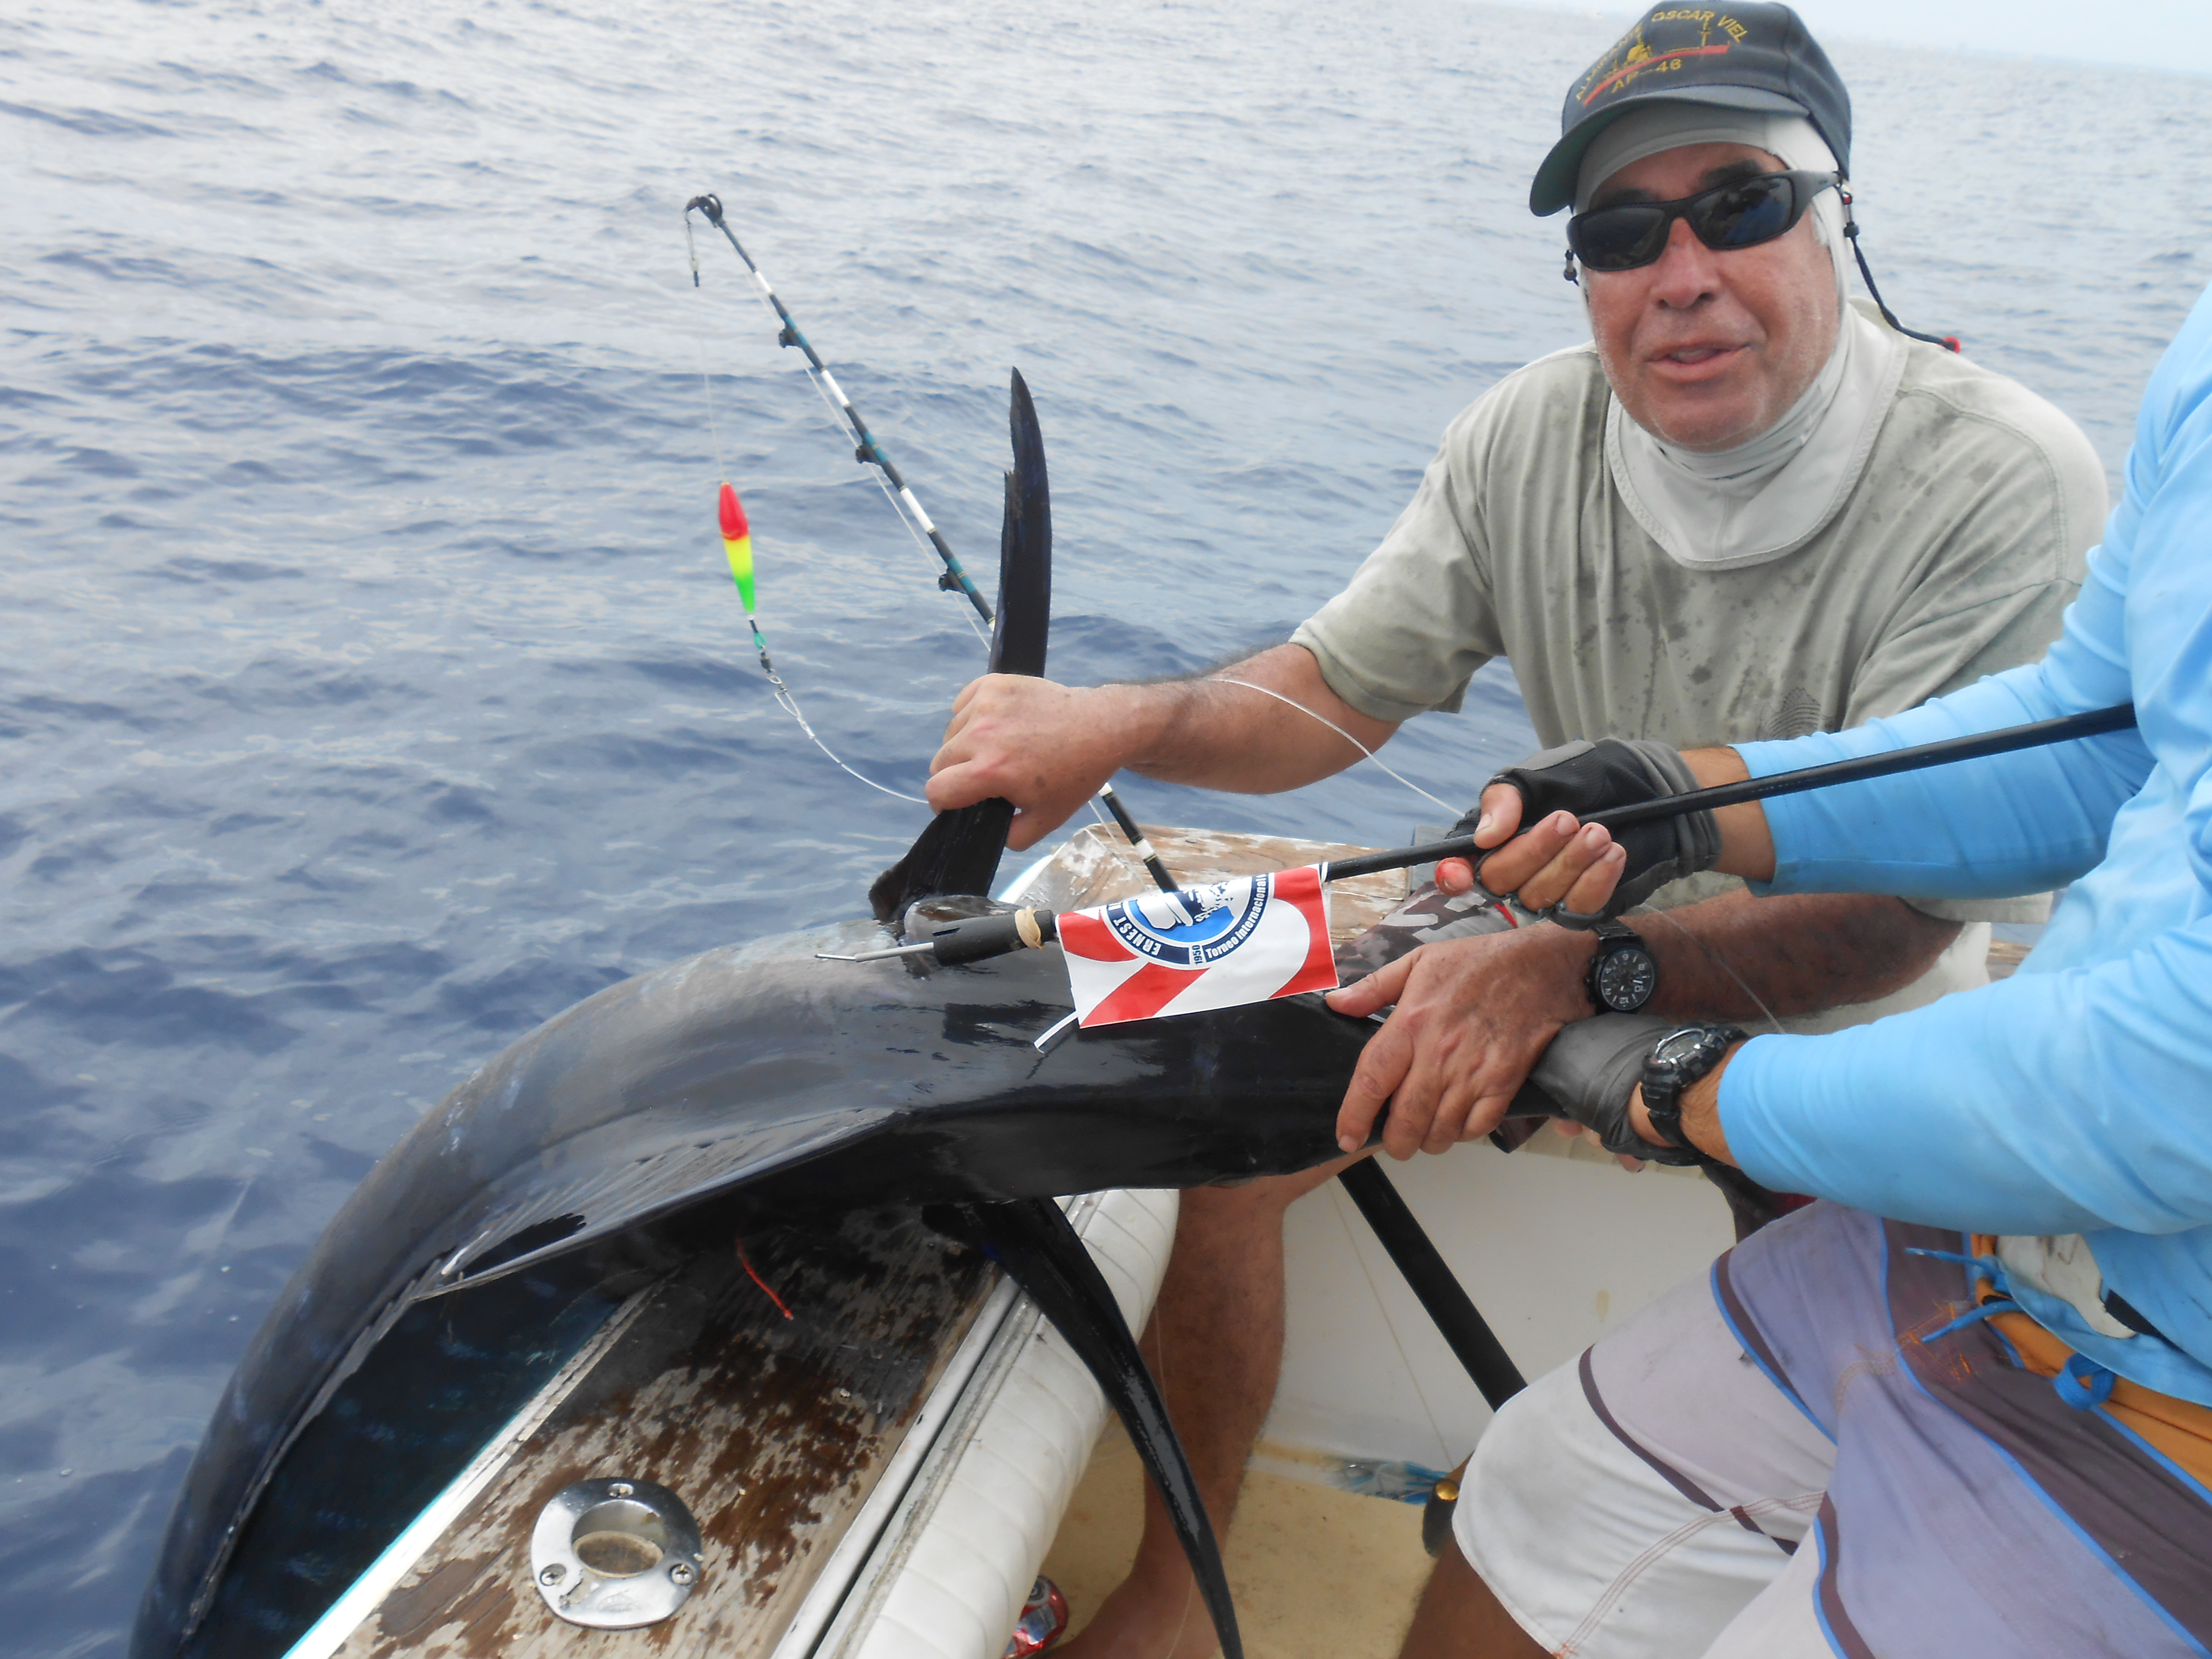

{"left": 1576, "top": 107, "right": 1908, "bottom": 571}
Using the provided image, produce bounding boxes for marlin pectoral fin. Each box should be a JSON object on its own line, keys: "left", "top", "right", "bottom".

{"left": 870, "top": 370, "right": 1054, "bottom": 926}
{"left": 929, "top": 1196, "right": 1242, "bottom": 1659}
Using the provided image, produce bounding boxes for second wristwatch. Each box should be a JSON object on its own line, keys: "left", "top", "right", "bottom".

{"left": 1584, "top": 919, "right": 1657, "bottom": 1013}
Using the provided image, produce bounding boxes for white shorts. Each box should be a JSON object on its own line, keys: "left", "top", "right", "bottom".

{"left": 1455, "top": 1203, "right": 2212, "bottom": 1658}
{"left": 1454, "top": 1256, "right": 1831, "bottom": 1657}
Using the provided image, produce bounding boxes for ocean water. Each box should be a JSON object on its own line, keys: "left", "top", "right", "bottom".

{"left": 2, "top": 0, "right": 2207, "bottom": 1649}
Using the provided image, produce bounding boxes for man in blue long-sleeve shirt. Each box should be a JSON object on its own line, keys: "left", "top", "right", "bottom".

{"left": 1347, "top": 281, "right": 2212, "bottom": 1656}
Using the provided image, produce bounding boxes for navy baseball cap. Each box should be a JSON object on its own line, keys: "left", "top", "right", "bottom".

{"left": 1530, "top": 4, "right": 1852, "bottom": 215}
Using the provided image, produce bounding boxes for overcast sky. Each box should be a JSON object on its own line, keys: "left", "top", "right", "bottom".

{"left": 1516, "top": 0, "right": 2212, "bottom": 79}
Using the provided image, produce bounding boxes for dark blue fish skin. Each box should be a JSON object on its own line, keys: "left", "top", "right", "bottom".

{"left": 171, "top": 1254, "right": 633, "bottom": 1657}
{"left": 132, "top": 924, "right": 1378, "bottom": 1655}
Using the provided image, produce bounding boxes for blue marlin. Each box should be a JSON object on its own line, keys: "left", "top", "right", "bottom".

{"left": 133, "top": 372, "right": 1379, "bottom": 1659}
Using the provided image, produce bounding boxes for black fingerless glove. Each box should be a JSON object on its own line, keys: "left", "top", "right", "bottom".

{"left": 1526, "top": 1016, "right": 1797, "bottom": 1234}
{"left": 1480, "top": 739, "right": 1721, "bottom": 927}
{"left": 1524, "top": 1013, "right": 1701, "bottom": 1166}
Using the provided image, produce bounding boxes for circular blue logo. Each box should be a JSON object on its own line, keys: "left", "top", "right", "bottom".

{"left": 1104, "top": 876, "right": 1273, "bottom": 967}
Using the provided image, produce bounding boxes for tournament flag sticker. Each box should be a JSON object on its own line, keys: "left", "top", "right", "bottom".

{"left": 1058, "top": 867, "right": 1337, "bottom": 1028}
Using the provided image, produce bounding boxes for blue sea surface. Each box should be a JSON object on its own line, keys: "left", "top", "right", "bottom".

{"left": 2, "top": 1, "right": 2208, "bottom": 1650}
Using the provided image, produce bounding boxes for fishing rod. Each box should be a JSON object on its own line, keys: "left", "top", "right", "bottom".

{"left": 834, "top": 701, "right": 2139, "bottom": 968}
{"left": 684, "top": 192, "right": 993, "bottom": 624}
{"left": 1321, "top": 700, "right": 2139, "bottom": 885}
{"left": 685, "top": 192, "right": 1181, "bottom": 894}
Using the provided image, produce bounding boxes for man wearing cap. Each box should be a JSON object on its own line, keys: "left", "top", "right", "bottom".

{"left": 1411, "top": 275, "right": 2212, "bottom": 1657}
{"left": 924, "top": 8, "right": 2106, "bottom": 1655}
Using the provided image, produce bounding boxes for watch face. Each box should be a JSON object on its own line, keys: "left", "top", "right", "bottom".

{"left": 1652, "top": 1026, "right": 1707, "bottom": 1068}
{"left": 1594, "top": 945, "right": 1657, "bottom": 1012}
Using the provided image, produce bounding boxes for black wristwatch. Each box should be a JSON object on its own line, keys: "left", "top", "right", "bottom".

{"left": 1639, "top": 1023, "right": 1746, "bottom": 1165}
{"left": 1584, "top": 919, "right": 1657, "bottom": 1013}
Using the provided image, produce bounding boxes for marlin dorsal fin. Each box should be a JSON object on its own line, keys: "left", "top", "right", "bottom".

{"left": 870, "top": 370, "right": 1051, "bottom": 924}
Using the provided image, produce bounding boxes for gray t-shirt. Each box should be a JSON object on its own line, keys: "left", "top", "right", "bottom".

{"left": 1294, "top": 320, "right": 2107, "bottom": 1011}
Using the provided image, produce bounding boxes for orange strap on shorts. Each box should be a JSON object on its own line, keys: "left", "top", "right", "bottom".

{"left": 1968, "top": 1234, "right": 2212, "bottom": 1488}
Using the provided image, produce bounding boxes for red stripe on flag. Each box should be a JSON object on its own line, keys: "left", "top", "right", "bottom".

{"left": 1081, "top": 961, "right": 1195, "bottom": 1027}
{"left": 1271, "top": 864, "right": 1339, "bottom": 997}
{"left": 1058, "top": 910, "right": 1134, "bottom": 962}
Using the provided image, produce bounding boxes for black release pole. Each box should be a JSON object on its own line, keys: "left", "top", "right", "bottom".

{"left": 1121, "top": 821, "right": 1521, "bottom": 1411}
{"left": 1095, "top": 782, "right": 1180, "bottom": 895}
{"left": 1335, "top": 1159, "right": 1527, "bottom": 1412}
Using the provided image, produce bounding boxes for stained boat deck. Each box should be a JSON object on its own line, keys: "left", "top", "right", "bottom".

{"left": 328, "top": 1212, "right": 998, "bottom": 1658}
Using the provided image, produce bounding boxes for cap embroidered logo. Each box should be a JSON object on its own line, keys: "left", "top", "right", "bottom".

{"left": 1578, "top": 13, "right": 1753, "bottom": 108}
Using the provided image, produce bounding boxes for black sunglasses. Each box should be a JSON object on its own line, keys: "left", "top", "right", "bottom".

{"left": 1567, "top": 170, "right": 1841, "bottom": 273}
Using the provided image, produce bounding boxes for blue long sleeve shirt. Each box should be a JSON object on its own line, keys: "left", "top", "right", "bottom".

{"left": 1721, "top": 280, "right": 2212, "bottom": 1403}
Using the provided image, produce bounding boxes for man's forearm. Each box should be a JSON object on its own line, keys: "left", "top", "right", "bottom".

{"left": 926, "top": 642, "right": 1400, "bottom": 845}
{"left": 1123, "top": 643, "right": 1399, "bottom": 794}
{"left": 1638, "top": 889, "right": 1962, "bottom": 1021}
